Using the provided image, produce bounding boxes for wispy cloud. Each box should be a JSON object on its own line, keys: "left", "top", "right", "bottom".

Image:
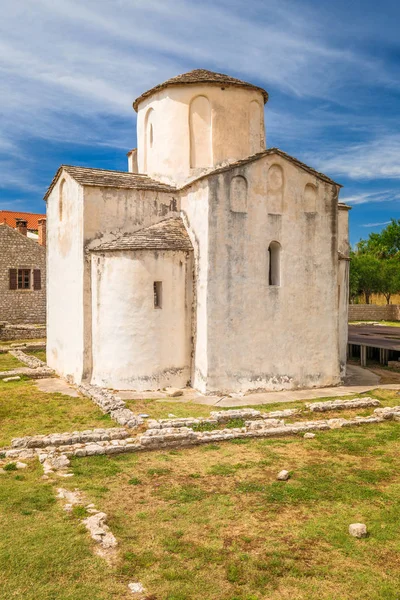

{"left": 0, "top": 0, "right": 400, "bottom": 218}
{"left": 340, "top": 189, "right": 400, "bottom": 205}
{"left": 309, "top": 134, "right": 400, "bottom": 181}
{"left": 361, "top": 221, "right": 391, "bottom": 227}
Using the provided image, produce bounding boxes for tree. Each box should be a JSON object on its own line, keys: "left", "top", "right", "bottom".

{"left": 356, "top": 219, "right": 400, "bottom": 259}
{"left": 349, "top": 251, "right": 361, "bottom": 303}
{"left": 380, "top": 259, "right": 400, "bottom": 304}
{"left": 350, "top": 254, "right": 382, "bottom": 304}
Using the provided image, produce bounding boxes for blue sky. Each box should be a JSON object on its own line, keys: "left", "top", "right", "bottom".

{"left": 1, "top": 0, "right": 399, "bottom": 245}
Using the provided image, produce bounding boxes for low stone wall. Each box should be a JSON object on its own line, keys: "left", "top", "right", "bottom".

{"left": 0, "top": 323, "right": 46, "bottom": 341}
{"left": 348, "top": 304, "right": 400, "bottom": 322}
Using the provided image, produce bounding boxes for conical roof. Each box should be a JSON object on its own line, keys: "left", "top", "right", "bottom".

{"left": 133, "top": 69, "right": 268, "bottom": 111}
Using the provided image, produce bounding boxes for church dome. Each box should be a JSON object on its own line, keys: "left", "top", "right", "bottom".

{"left": 133, "top": 69, "right": 269, "bottom": 111}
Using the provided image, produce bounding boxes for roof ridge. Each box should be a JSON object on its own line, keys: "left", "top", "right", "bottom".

{"left": 0, "top": 210, "right": 46, "bottom": 215}
{"left": 179, "top": 148, "right": 341, "bottom": 189}
{"left": 62, "top": 165, "right": 148, "bottom": 177}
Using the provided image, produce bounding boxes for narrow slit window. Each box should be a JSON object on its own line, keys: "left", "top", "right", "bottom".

{"left": 268, "top": 242, "right": 281, "bottom": 286}
{"left": 154, "top": 281, "right": 162, "bottom": 308}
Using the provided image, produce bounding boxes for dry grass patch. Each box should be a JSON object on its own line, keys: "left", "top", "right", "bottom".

{"left": 61, "top": 421, "right": 400, "bottom": 600}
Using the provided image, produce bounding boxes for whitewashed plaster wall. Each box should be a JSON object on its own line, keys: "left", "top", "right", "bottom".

{"left": 46, "top": 172, "right": 85, "bottom": 381}
{"left": 47, "top": 180, "right": 180, "bottom": 384}
{"left": 81, "top": 186, "right": 180, "bottom": 380}
{"left": 338, "top": 204, "right": 351, "bottom": 376}
{"left": 180, "top": 180, "right": 210, "bottom": 392}
{"left": 136, "top": 85, "right": 266, "bottom": 185}
{"left": 201, "top": 154, "right": 341, "bottom": 393}
{"left": 90, "top": 249, "right": 193, "bottom": 390}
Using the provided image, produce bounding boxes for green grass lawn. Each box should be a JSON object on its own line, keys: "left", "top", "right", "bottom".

{"left": 0, "top": 462, "right": 131, "bottom": 599}
{"left": 26, "top": 348, "right": 47, "bottom": 362}
{"left": 32, "top": 419, "right": 400, "bottom": 600}
{"left": 0, "top": 378, "right": 113, "bottom": 447}
{"left": 0, "top": 352, "right": 26, "bottom": 371}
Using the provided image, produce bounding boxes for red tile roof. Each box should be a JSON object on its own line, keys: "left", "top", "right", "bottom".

{"left": 0, "top": 211, "right": 46, "bottom": 231}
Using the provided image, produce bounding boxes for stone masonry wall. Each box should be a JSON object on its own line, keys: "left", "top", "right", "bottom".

{"left": 348, "top": 304, "right": 400, "bottom": 322}
{"left": 0, "top": 324, "right": 46, "bottom": 341}
{"left": 0, "top": 225, "right": 46, "bottom": 324}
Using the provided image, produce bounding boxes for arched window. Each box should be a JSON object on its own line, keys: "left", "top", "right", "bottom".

{"left": 304, "top": 183, "right": 317, "bottom": 213}
{"left": 189, "top": 95, "right": 212, "bottom": 168}
{"left": 144, "top": 108, "right": 155, "bottom": 172}
{"left": 230, "top": 175, "right": 248, "bottom": 213}
{"left": 59, "top": 178, "right": 65, "bottom": 221}
{"left": 249, "top": 100, "right": 263, "bottom": 154}
{"left": 268, "top": 241, "right": 281, "bottom": 286}
{"left": 267, "top": 164, "right": 284, "bottom": 214}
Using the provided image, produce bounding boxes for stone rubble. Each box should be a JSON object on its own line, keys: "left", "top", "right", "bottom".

{"left": 56, "top": 487, "right": 118, "bottom": 559}
{"left": 307, "top": 397, "right": 380, "bottom": 412}
{"left": 303, "top": 432, "right": 316, "bottom": 439}
{"left": 2, "top": 376, "right": 21, "bottom": 382}
{"left": 374, "top": 405, "right": 400, "bottom": 420}
{"left": 82, "top": 512, "right": 118, "bottom": 549}
{"left": 0, "top": 407, "right": 393, "bottom": 461}
{"left": 78, "top": 382, "right": 143, "bottom": 429}
{"left": 146, "top": 408, "right": 297, "bottom": 431}
{"left": 0, "top": 366, "right": 54, "bottom": 379}
{"left": 349, "top": 523, "right": 368, "bottom": 538}
{"left": 128, "top": 582, "right": 146, "bottom": 594}
{"left": 0, "top": 341, "right": 46, "bottom": 354}
{"left": 42, "top": 453, "right": 71, "bottom": 474}
{"left": 9, "top": 349, "right": 47, "bottom": 369}
{"left": 277, "top": 470, "right": 290, "bottom": 481}
{"left": 11, "top": 427, "right": 130, "bottom": 448}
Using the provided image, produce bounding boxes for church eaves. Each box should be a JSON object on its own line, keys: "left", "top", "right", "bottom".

{"left": 43, "top": 165, "right": 177, "bottom": 201}
{"left": 133, "top": 69, "right": 269, "bottom": 111}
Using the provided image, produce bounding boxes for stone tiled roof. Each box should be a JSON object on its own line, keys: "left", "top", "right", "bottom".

{"left": 91, "top": 217, "right": 193, "bottom": 252}
{"left": 44, "top": 165, "right": 177, "bottom": 200}
{"left": 133, "top": 69, "right": 269, "bottom": 111}
{"left": 0, "top": 210, "right": 46, "bottom": 230}
{"left": 181, "top": 148, "right": 342, "bottom": 189}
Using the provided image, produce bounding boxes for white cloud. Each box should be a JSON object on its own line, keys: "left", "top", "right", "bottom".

{"left": 0, "top": 0, "right": 399, "bottom": 198}
{"left": 361, "top": 221, "right": 391, "bottom": 227}
{"left": 309, "top": 134, "right": 400, "bottom": 181}
{"left": 340, "top": 190, "right": 400, "bottom": 205}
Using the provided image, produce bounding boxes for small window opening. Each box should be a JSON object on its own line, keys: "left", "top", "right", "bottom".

{"left": 18, "top": 269, "right": 31, "bottom": 290}
{"left": 59, "top": 178, "right": 65, "bottom": 221}
{"left": 154, "top": 281, "right": 162, "bottom": 308}
{"left": 149, "top": 123, "right": 154, "bottom": 148}
{"left": 268, "top": 241, "right": 281, "bottom": 286}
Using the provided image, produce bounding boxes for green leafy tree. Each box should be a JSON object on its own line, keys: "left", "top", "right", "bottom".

{"left": 349, "top": 251, "right": 361, "bottom": 303}
{"left": 380, "top": 259, "right": 400, "bottom": 304}
{"left": 356, "top": 219, "right": 400, "bottom": 259}
{"left": 350, "top": 254, "right": 382, "bottom": 304}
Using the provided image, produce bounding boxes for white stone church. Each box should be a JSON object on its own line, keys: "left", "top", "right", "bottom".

{"left": 45, "top": 69, "right": 350, "bottom": 394}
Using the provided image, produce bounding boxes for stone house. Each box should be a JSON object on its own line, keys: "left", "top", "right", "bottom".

{"left": 45, "top": 69, "right": 350, "bottom": 393}
{"left": 0, "top": 218, "right": 46, "bottom": 324}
